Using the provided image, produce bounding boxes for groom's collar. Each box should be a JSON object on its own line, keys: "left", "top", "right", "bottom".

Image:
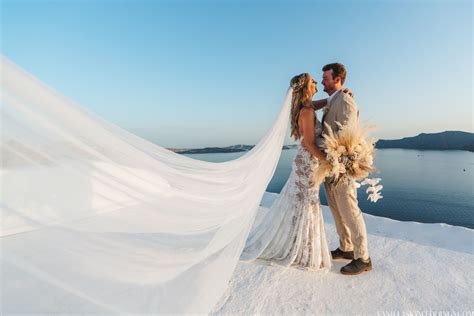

{"left": 327, "top": 88, "right": 342, "bottom": 104}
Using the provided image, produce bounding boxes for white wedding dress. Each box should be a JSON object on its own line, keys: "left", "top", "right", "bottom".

{"left": 1, "top": 55, "right": 328, "bottom": 314}
{"left": 241, "top": 112, "right": 332, "bottom": 271}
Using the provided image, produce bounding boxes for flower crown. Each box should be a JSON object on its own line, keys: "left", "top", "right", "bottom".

{"left": 290, "top": 73, "right": 308, "bottom": 91}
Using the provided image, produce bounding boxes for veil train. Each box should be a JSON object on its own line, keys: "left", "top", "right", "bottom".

{"left": 0, "top": 55, "right": 292, "bottom": 313}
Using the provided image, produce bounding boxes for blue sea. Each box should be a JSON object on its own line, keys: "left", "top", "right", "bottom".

{"left": 183, "top": 148, "right": 474, "bottom": 229}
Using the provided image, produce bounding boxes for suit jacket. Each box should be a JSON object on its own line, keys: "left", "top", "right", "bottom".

{"left": 316, "top": 89, "right": 360, "bottom": 150}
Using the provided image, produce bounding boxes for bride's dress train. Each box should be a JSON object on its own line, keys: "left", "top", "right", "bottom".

{"left": 242, "top": 116, "right": 332, "bottom": 271}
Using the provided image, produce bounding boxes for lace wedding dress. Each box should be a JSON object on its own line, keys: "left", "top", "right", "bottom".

{"left": 241, "top": 112, "right": 332, "bottom": 272}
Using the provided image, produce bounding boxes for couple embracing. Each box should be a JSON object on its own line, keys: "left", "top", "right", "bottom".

{"left": 243, "top": 63, "right": 372, "bottom": 276}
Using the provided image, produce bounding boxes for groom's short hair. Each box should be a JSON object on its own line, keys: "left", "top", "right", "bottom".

{"left": 322, "top": 63, "right": 346, "bottom": 85}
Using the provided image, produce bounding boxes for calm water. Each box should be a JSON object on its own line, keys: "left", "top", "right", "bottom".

{"left": 183, "top": 148, "right": 474, "bottom": 229}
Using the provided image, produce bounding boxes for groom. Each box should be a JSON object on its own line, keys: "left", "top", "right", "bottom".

{"left": 312, "top": 63, "right": 372, "bottom": 275}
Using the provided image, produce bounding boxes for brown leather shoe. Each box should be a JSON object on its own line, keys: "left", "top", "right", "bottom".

{"left": 340, "top": 258, "right": 372, "bottom": 275}
{"left": 331, "top": 248, "right": 354, "bottom": 260}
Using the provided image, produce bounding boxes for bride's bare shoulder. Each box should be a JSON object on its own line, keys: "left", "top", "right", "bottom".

{"left": 298, "top": 107, "right": 315, "bottom": 135}
{"left": 299, "top": 106, "right": 315, "bottom": 119}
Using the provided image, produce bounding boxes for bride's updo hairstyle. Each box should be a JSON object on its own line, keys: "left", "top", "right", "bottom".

{"left": 290, "top": 73, "right": 314, "bottom": 140}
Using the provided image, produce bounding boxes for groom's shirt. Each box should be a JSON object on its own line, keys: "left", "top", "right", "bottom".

{"left": 327, "top": 88, "right": 342, "bottom": 105}
{"left": 316, "top": 88, "right": 359, "bottom": 150}
{"left": 320, "top": 88, "right": 342, "bottom": 131}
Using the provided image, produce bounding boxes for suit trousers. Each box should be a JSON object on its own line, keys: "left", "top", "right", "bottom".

{"left": 323, "top": 178, "right": 369, "bottom": 260}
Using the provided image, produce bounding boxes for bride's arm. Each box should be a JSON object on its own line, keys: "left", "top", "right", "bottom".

{"left": 299, "top": 108, "right": 327, "bottom": 162}
{"left": 310, "top": 99, "right": 327, "bottom": 111}
{"left": 310, "top": 88, "right": 355, "bottom": 111}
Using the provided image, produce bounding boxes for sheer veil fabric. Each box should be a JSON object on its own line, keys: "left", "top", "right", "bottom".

{"left": 241, "top": 114, "right": 332, "bottom": 272}
{"left": 0, "top": 56, "right": 293, "bottom": 313}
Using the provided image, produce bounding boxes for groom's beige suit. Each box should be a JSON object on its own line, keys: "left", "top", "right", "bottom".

{"left": 316, "top": 89, "right": 370, "bottom": 261}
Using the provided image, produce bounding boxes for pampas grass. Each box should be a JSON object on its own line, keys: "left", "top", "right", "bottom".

{"left": 313, "top": 119, "right": 378, "bottom": 188}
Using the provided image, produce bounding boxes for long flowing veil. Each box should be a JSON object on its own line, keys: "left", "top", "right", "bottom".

{"left": 0, "top": 55, "right": 292, "bottom": 313}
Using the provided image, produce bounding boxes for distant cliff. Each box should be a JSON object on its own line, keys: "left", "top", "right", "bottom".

{"left": 176, "top": 145, "right": 254, "bottom": 154}
{"left": 170, "top": 144, "right": 298, "bottom": 154}
{"left": 376, "top": 131, "right": 474, "bottom": 152}
{"left": 168, "top": 131, "right": 474, "bottom": 154}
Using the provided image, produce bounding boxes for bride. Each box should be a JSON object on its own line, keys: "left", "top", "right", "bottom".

{"left": 241, "top": 73, "right": 332, "bottom": 271}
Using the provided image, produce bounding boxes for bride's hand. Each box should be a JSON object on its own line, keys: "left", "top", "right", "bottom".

{"left": 313, "top": 153, "right": 327, "bottom": 163}
{"left": 342, "top": 88, "right": 354, "bottom": 99}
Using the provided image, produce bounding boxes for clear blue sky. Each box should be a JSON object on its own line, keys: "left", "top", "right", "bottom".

{"left": 2, "top": 0, "right": 472, "bottom": 148}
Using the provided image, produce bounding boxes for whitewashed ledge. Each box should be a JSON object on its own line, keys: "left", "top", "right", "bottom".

{"left": 211, "top": 192, "right": 474, "bottom": 315}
